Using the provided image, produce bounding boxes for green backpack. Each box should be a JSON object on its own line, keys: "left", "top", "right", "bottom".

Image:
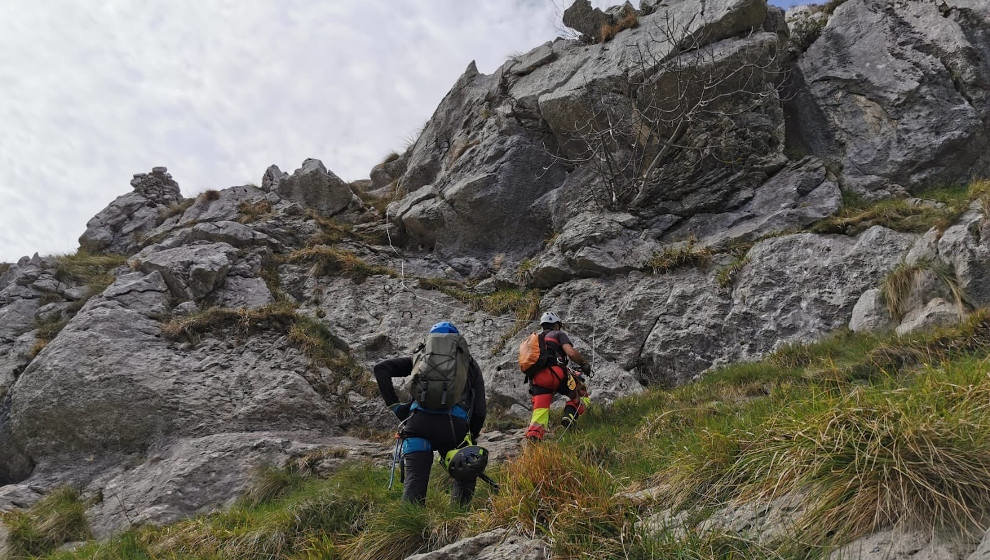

{"left": 410, "top": 332, "right": 471, "bottom": 410}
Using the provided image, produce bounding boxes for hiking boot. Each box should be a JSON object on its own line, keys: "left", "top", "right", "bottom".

{"left": 524, "top": 424, "right": 546, "bottom": 442}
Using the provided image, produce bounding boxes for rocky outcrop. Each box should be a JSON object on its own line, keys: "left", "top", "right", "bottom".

{"left": 793, "top": 0, "right": 990, "bottom": 195}
{"left": 266, "top": 158, "right": 356, "bottom": 217}
{"left": 79, "top": 167, "right": 184, "bottom": 254}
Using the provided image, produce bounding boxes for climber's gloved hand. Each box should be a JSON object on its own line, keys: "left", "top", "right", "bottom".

{"left": 389, "top": 402, "right": 411, "bottom": 421}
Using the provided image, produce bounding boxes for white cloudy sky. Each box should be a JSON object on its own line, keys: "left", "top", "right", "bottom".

{"left": 0, "top": 0, "right": 798, "bottom": 262}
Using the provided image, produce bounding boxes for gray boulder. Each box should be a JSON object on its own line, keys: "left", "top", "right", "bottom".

{"left": 404, "top": 528, "right": 549, "bottom": 560}
{"left": 136, "top": 242, "right": 238, "bottom": 301}
{"left": 795, "top": 0, "right": 990, "bottom": 191}
{"left": 274, "top": 159, "right": 353, "bottom": 216}
{"left": 79, "top": 167, "right": 184, "bottom": 255}
{"left": 369, "top": 152, "right": 408, "bottom": 190}
{"left": 84, "top": 432, "right": 341, "bottom": 537}
{"left": 849, "top": 288, "right": 893, "bottom": 333}
{"left": 937, "top": 206, "right": 990, "bottom": 307}
{"left": 0, "top": 278, "right": 345, "bottom": 475}
{"left": 895, "top": 297, "right": 964, "bottom": 336}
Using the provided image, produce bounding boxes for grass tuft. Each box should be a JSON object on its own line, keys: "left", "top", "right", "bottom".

{"left": 715, "top": 256, "right": 749, "bottom": 289}
{"left": 241, "top": 465, "right": 307, "bottom": 508}
{"left": 237, "top": 199, "right": 273, "bottom": 224}
{"left": 646, "top": 240, "right": 713, "bottom": 274}
{"left": 161, "top": 303, "right": 298, "bottom": 342}
{"left": 201, "top": 189, "right": 221, "bottom": 201}
{"left": 2, "top": 487, "right": 91, "bottom": 558}
{"left": 306, "top": 211, "right": 356, "bottom": 246}
{"left": 600, "top": 8, "right": 638, "bottom": 42}
{"left": 55, "top": 251, "right": 126, "bottom": 292}
{"left": 343, "top": 502, "right": 469, "bottom": 560}
{"left": 881, "top": 258, "right": 966, "bottom": 321}
{"left": 810, "top": 181, "right": 990, "bottom": 236}
{"left": 283, "top": 246, "right": 392, "bottom": 283}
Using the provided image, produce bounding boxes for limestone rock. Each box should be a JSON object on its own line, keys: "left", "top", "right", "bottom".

{"left": 832, "top": 527, "right": 979, "bottom": 560}
{"left": 84, "top": 432, "right": 339, "bottom": 537}
{"left": 937, "top": 207, "right": 990, "bottom": 307}
{"left": 1, "top": 290, "right": 343, "bottom": 474}
{"left": 136, "top": 242, "right": 238, "bottom": 301}
{"left": 795, "top": 0, "right": 990, "bottom": 191}
{"left": 697, "top": 491, "right": 808, "bottom": 543}
{"left": 849, "top": 288, "right": 893, "bottom": 333}
{"left": 404, "top": 528, "right": 549, "bottom": 560}
{"left": 369, "top": 153, "right": 408, "bottom": 190}
{"left": 216, "top": 275, "right": 274, "bottom": 310}
{"left": 79, "top": 167, "right": 184, "bottom": 255}
{"left": 274, "top": 159, "right": 353, "bottom": 216}
{"left": 261, "top": 164, "right": 288, "bottom": 192}
{"left": 895, "top": 298, "right": 964, "bottom": 336}
{"left": 662, "top": 156, "right": 841, "bottom": 248}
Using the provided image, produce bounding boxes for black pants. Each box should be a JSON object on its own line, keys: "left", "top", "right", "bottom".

{"left": 400, "top": 411, "right": 477, "bottom": 506}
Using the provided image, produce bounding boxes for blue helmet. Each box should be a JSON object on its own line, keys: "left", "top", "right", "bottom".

{"left": 430, "top": 321, "right": 459, "bottom": 334}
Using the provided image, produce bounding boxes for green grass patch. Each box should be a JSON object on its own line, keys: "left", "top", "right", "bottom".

{"left": 54, "top": 251, "right": 126, "bottom": 293}
{"left": 2, "top": 486, "right": 91, "bottom": 559}
{"left": 283, "top": 246, "right": 392, "bottom": 283}
{"left": 810, "top": 182, "right": 985, "bottom": 236}
{"left": 646, "top": 241, "right": 713, "bottom": 274}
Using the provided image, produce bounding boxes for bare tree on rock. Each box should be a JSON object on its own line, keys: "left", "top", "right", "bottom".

{"left": 547, "top": 14, "right": 787, "bottom": 212}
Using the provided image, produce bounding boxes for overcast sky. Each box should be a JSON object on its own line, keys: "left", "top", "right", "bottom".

{"left": 0, "top": 0, "right": 800, "bottom": 262}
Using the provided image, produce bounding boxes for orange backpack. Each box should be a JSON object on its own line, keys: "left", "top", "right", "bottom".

{"left": 518, "top": 331, "right": 554, "bottom": 379}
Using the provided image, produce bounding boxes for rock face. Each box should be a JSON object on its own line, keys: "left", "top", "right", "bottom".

{"left": 1, "top": 0, "right": 989, "bottom": 552}
{"left": 793, "top": 0, "right": 990, "bottom": 195}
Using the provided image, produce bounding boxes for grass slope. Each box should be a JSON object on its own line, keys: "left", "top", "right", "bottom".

{"left": 24, "top": 312, "right": 990, "bottom": 560}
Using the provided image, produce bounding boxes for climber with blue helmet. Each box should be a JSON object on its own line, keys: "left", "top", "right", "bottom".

{"left": 374, "top": 321, "right": 487, "bottom": 506}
